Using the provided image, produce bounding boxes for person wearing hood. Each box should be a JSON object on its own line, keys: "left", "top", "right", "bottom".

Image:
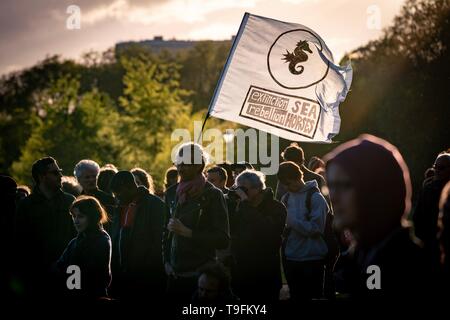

{"left": 55, "top": 195, "right": 111, "bottom": 300}
{"left": 230, "top": 169, "right": 286, "bottom": 302}
{"left": 277, "top": 161, "right": 329, "bottom": 300}
{"left": 109, "top": 170, "right": 166, "bottom": 301}
{"left": 325, "top": 134, "right": 434, "bottom": 299}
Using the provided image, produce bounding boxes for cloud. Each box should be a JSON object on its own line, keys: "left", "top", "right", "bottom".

{"left": 81, "top": 0, "right": 260, "bottom": 25}
{"left": 0, "top": 0, "right": 407, "bottom": 75}
{"left": 280, "top": 0, "right": 320, "bottom": 4}
{"left": 184, "top": 23, "right": 238, "bottom": 40}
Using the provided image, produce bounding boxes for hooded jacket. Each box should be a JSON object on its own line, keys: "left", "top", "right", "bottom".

{"left": 282, "top": 180, "right": 329, "bottom": 262}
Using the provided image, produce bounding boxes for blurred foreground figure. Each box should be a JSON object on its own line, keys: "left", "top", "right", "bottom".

{"left": 325, "top": 134, "right": 434, "bottom": 299}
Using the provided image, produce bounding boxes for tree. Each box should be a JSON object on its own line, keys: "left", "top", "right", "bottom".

{"left": 11, "top": 75, "right": 121, "bottom": 185}
{"left": 117, "top": 55, "right": 192, "bottom": 186}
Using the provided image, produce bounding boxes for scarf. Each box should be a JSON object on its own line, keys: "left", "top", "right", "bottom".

{"left": 176, "top": 174, "right": 206, "bottom": 204}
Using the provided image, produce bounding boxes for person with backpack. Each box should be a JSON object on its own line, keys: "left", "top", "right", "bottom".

{"left": 277, "top": 161, "right": 331, "bottom": 300}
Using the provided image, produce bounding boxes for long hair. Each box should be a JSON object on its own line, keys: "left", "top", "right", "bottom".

{"left": 70, "top": 195, "right": 109, "bottom": 228}
{"left": 131, "top": 167, "right": 155, "bottom": 194}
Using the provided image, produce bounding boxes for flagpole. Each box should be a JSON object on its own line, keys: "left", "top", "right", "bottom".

{"left": 197, "top": 13, "right": 250, "bottom": 144}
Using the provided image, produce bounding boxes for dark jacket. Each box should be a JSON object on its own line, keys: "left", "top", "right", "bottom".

{"left": 413, "top": 178, "right": 447, "bottom": 266}
{"left": 14, "top": 188, "right": 75, "bottom": 297}
{"left": 230, "top": 188, "right": 286, "bottom": 300}
{"left": 82, "top": 188, "right": 116, "bottom": 231}
{"left": 110, "top": 186, "right": 166, "bottom": 297}
{"left": 163, "top": 181, "right": 229, "bottom": 273}
{"left": 56, "top": 228, "right": 111, "bottom": 299}
{"left": 334, "top": 227, "right": 435, "bottom": 300}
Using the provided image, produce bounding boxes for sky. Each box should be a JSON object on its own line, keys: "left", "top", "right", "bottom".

{"left": 0, "top": 0, "right": 406, "bottom": 76}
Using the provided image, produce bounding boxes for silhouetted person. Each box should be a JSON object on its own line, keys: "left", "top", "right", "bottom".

{"left": 413, "top": 153, "right": 450, "bottom": 269}
{"left": 424, "top": 167, "right": 435, "bottom": 185}
{"left": 14, "top": 157, "right": 75, "bottom": 299}
{"left": 74, "top": 160, "right": 116, "bottom": 230}
{"left": 192, "top": 263, "right": 238, "bottom": 304}
{"left": 109, "top": 171, "right": 166, "bottom": 301}
{"left": 308, "top": 156, "right": 325, "bottom": 173}
{"left": 207, "top": 166, "right": 233, "bottom": 268}
{"left": 164, "top": 166, "right": 178, "bottom": 194}
{"left": 61, "top": 175, "right": 82, "bottom": 197}
{"left": 438, "top": 181, "right": 450, "bottom": 291}
{"left": 55, "top": 196, "right": 111, "bottom": 300}
{"left": 131, "top": 167, "right": 155, "bottom": 194}
{"left": 163, "top": 143, "right": 229, "bottom": 302}
{"left": 277, "top": 162, "right": 329, "bottom": 300}
{"left": 98, "top": 165, "right": 118, "bottom": 196}
{"left": 15, "top": 185, "right": 30, "bottom": 204}
{"left": 0, "top": 175, "right": 17, "bottom": 299}
{"left": 206, "top": 166, "right": 229, "bottom": 194}
{"left": 276, "top": 143, "right": 327, "bottom": 202}
{"left": 218, "top": 162, "right": 234, "bottom": 188}
{"left": 231, "top": 162, "right": 254, "bottom": 181}
{"left": 325, "top": 134, "right": 432, "bottom": 299}
{"left": 230, "top": 170, "right": 286, "bottom": 302}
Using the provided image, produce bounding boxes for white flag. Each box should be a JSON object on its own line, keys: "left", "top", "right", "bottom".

{"left": 208, "top": 13, "right": 353, "bottom": 142}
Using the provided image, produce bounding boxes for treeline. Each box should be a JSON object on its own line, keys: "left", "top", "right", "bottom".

{"left": 0, "top": 41, "right": 233, "bottom": 189}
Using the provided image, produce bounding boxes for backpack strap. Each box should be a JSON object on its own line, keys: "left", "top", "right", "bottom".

{"left": 281, "top": 192, "right": 290, "bottom": 207}
{"left": 305, "top": 188, "right": 317, "bottom": 219}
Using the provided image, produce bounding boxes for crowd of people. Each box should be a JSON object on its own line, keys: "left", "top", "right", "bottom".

{"left": 1, "top": 134, "right": 449, "bottom": 305}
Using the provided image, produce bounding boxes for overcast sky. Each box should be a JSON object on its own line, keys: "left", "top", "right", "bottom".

{"left": 0, "top": 0, "right": 406, "bottom": 76}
